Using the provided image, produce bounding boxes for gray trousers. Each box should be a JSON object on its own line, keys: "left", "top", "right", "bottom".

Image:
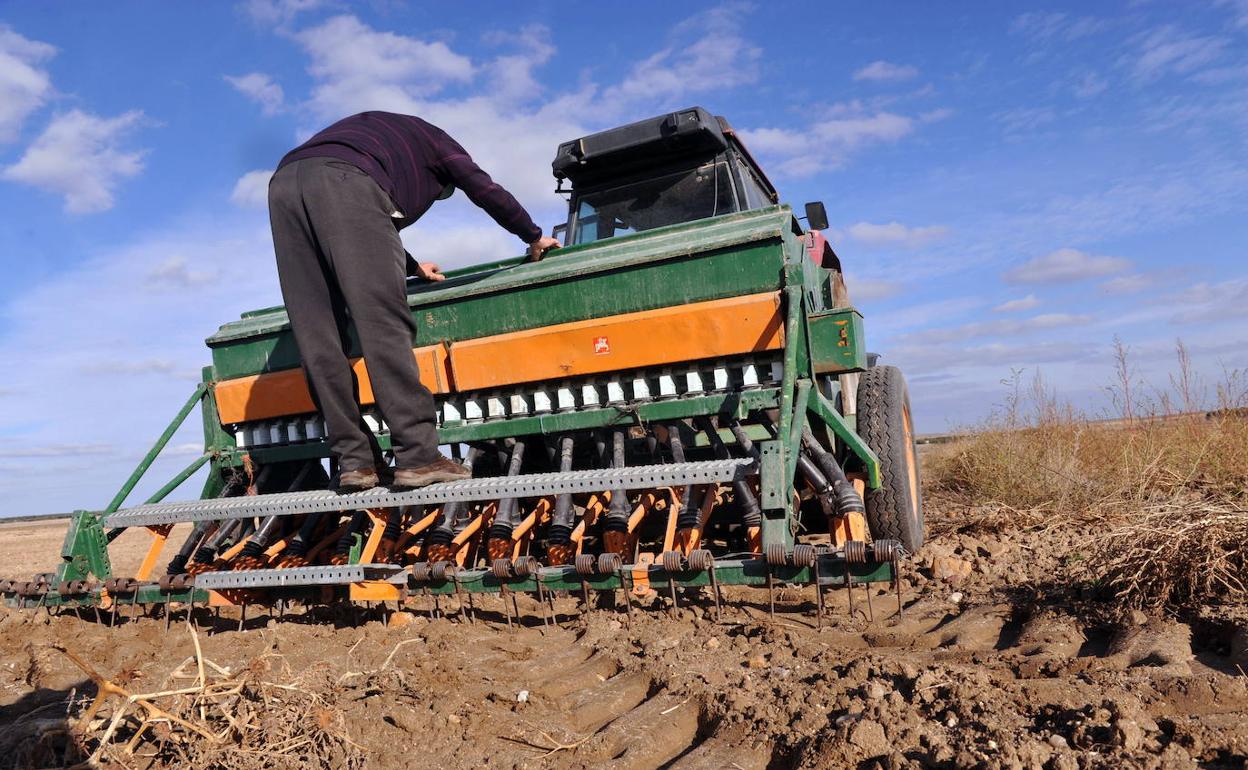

{"left": 268, "top": 157, "right": 439, "bottom": 471}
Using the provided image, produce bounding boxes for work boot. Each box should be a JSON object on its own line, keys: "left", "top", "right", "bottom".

{"left": 335, "top": 467, "right": 379, "bottom": 493}
{"left": 392, "top": 457, "right": 471, "bottom": 489}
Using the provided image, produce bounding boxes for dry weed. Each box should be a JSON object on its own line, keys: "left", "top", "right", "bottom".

{"left": 28, "top": 625, "right": 366, "bottom": 770}
{"left": 1085, "top": 501, "right": 1247, "bottom": 609}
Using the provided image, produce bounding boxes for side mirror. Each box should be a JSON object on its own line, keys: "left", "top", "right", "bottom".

{"left": 804, "top": 201, "right": 829, "bottom": 231}
{"left": 551, "top": 223, "right": 569, "bottom": 245}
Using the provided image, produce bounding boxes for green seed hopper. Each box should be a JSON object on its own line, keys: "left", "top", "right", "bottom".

{"left": 2, "top": 106, "right": 924, "bottom": 622}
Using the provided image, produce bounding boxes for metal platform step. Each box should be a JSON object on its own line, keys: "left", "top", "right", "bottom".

{"left": 103, "top": 458, "right": 756, "bottom": 527}
{"left": 194, "top": 563, "right": 404, "bottom": 590}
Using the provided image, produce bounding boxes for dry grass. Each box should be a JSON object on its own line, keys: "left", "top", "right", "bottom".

{"left": 6, "top": 625, "right": 365, "bottom": 770}
{"left": 922, "top": 352, "right": 1248, "bottom": 609}
{"left": 926, "top": 414, "right": 1248, "bottom": 519}
{"left": 1087, "top": 501, "right": 1247, "bottom": 610}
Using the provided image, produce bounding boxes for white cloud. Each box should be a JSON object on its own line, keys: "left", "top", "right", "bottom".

{"left": 0, "top": 217, "right": 280, "bottom": 514}
{"left": 241, "top": 0, "right": 327, "bottom": 25}
{"left": 145, "top": 255, "right": 220, "bottom": 289}
{"left": 845, "top": 221, "right": 949, "bottom": 249}
{"left": 1170, "top": 278, "right": 1248, "bottom": 323}
{"left": 1010, "top": 12, "right": 1105, "bottom": 42}
{"left": 853, "top": 60, "right": 918, "bottom": 82}
{"left": 598, "top": 5, "right": 760, "bottom": 111}
{"left": 295, "top": 15, "right": 475, "bottom": 121}
{"left": 995, "top": 106, "right": 1057, "bottom": 135}
{"left": 1217, "top": 0, "right": 1248, "bottom": 28}
{"left": 79, "top": 358, "right": 181, "bottom": 376}
{"left": 1127, "top": 25, "right": 1227, "bottom": 82}
{"left": 225, "top": 72, "right": 285, "bottom": 115}
{"left": 1072, "top": 71, "right": 1108, "bottom": 99}
{"left": 231, "top": 169, "right": 273, "bottom": 208}
{"left": 850, "top": 278, "right": 904, "bottom": 302}
{"left": 741, "top": 100, "right": 922, "bottom": 176}
{"left": 0, "top": 24, "right": 56, "bottom": 143}
{"left": 904, "top": 313, "right": 1092, "bottom": 344}
{"left": 400, "top": 223, "right": 519, "bottom": 272}
{"left": 1100, "top": 273, "right": 1156, "bottom": 295}
{"left": 0, "top": 441, "right": 114, "bottom": 459}
{"left": 993, "top": 295, "right": 1041, "bottom": 313}
{"left": 482, "top": 25, "right": 555, "bottom": 104}
{"left": 1004, "top": 247, "right": 1130, "bottom": 284}
{"left": 2, "top": 109, "right": 146, "bottom": 213}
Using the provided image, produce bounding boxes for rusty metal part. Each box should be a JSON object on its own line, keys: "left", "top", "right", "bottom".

{"left": 597, "top": 551, "right": 622, "bottom": 575}
{"left": 661, "top": 550, "right": 685, "bottom": 573}
{"left": 546, "top": 542, "right": 574, "bottom": 566}
{"left": 575, "top": 553, "right": 596, "bottom": 576}
{"left": 513, "top": 555, "right": 538, "bottom": 578}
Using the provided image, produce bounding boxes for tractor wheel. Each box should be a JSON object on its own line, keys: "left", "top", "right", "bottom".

{"left": 856, "top": 365, "right": 924, "bottom": 552}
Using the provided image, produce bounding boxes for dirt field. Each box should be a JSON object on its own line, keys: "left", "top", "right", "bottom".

{"left": 1, "top": 505, "right": 1246, "bottom": 769}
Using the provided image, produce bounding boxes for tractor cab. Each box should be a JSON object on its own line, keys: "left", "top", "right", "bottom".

{"left": 553, "top": 106, "right": 783, "bottom": 245}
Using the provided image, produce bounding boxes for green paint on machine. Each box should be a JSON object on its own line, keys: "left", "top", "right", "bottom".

{"left": 2, "top": 108, "right": 927, "bottom": 613}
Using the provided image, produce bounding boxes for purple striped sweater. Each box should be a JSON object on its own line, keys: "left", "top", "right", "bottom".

{"left": 278, "top": 111, "right": 542, "bottom": 243}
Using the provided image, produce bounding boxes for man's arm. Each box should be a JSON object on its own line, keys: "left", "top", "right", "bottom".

{"left": 439, "top": 152, "right": 543, "bottom": 242}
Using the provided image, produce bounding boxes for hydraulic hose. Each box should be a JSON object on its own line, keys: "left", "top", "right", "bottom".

{"left": 697, "top": 416, "right": 762, "bottom": 529}
{"left": 801, "top": 427, "right": 865, "bottom": 515}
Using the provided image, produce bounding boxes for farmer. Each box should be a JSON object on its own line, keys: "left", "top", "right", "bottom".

{"left": 268, "top": 111, "right": 560, "bottom": 491}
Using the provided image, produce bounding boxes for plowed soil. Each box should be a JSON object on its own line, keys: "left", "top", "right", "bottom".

{"left": 1, "top": 508, "right": 1246, "bottom": 769}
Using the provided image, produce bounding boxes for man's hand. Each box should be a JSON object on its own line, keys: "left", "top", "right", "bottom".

{"left": 526, "top": 235, "right": 560, "bottom": 262}
{"left": 414, "top": 261, "right": 446, "bottom": 281}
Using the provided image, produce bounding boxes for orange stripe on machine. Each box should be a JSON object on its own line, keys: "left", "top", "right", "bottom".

{"left": 447, "top": 292, "right": 784, "bottom": 391}
{"left": 211, "top": 292, "right": 783, "bottom": 425}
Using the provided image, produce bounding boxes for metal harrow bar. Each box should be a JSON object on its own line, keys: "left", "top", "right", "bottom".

{"left": 103, "top": 458, "right": 756, "bottom": 527}
{"left": 194, "top": 564, "right": 405, "bottom": 590}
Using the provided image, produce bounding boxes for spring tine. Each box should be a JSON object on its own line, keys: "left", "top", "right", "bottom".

{"left": 619, "top": 567, "right": 633, "bottom": 629}
{"left": 511, "top": 592, "right": 522, "bottom": 628}
{"left": 708, "top": 561, "right": 722, "bottom": 622}
{"left": 548, "top": 591, "right": 559, "bottom": 628}
{"left": 502, "top": 587, "right": 513, "bottom": 630}
{"left": 668, "top": 577, "right": 679, "bottom": 616}
{"left": 93, "top": 605, "right": 102, "bottom": 625}
{"left": 238, "top": 603, "right": 247, "bottom": 632}
{"left": 433, "top": 595, "right": 442, "bottom": 620}
{"left": 865, "top": 580, "right": 875, "bottom": 623}
{"left": 581, "top": 580, "right": 591, "bottom": 612}
{"left": 767, "top": 570, "right": 775, "bottom": 622}
{"left": 895, "top": 557, "right": 904, "bottom": 617}
{"left": 212, "top": 606, "right": 220, "bottom": 635}
{"left": 813, "top": 557, "right": 824, "bottom": 630}
{"left": 467, "top": 590, "right": 477, "bottom": 624}
{"left": 537, "top": 582, "right": 550, "bottom": 629}
{"left": 164, "top": 596, "right": 173, "bottom": 632}
{"left": 844, "top": 560, "right": 854, "bottom": 619}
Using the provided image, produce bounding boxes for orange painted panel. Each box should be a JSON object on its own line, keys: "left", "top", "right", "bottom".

{"left": 214, "top": 344, "right": 451, "bottom": 424}
{"left": 449, "top": 292, "right": 784, "bottom": 391}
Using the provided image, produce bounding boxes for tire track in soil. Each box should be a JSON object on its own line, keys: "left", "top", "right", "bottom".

{"left": 2, "top": 521, "right": 1247, "bottom": 769}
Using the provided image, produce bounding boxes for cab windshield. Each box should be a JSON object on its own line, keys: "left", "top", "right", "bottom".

{"left": 571, "top": 161, "right": 738, "bottom": 245}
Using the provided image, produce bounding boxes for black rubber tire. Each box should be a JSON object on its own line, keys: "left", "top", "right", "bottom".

{"left": 856, "top": 365, "right": 925, "bottom": 552}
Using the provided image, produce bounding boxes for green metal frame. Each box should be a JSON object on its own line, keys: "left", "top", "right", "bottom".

{"left": 9, "top": 198, "right": 899, "bottom": 610}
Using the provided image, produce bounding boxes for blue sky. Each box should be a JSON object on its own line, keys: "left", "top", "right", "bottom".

{"left": 0, "top": 0, "right": 1245, "bottom": 516}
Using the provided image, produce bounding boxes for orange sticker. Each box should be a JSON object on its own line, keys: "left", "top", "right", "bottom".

{"left": 593, "top": 335, "right": 611, "bottom": 355}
